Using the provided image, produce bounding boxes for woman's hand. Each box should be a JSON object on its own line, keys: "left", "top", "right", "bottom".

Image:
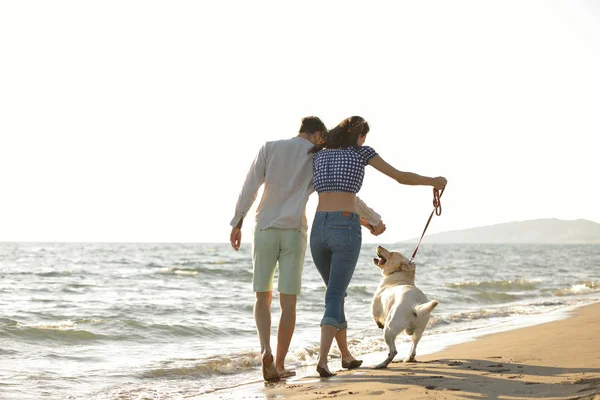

{"left": 432, "top": 176, "right": 447, "bottom": 190}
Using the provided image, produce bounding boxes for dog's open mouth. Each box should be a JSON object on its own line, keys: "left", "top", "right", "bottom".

{"left": 374, "top": 253, "right": 387, "bottom": 266}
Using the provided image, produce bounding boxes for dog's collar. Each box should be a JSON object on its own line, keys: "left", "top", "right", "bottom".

{"left": 387, "top": 265, "right": 415, "bottom": 276}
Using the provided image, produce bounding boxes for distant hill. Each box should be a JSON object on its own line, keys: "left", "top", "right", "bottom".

{"left": 402, "top": 219, "right": 600, "bottom": 244}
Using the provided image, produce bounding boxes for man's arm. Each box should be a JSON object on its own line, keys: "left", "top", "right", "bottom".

{"left": 355, "top": 196, "right": 386, "bottom": 236}
{"left": 229, "top": 145, "right": 267, "bottom": 250}
{"left": 355, "top": 196, "right": 381, "bottom": 226}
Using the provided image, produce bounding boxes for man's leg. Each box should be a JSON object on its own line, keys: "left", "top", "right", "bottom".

{"left": 252, "top": 228, "right": 280, "bottom": 381}
{"left": 275, "top": 293, "right": 296, "bottom": 377}
{"left": 275, "top": 227, "right": 307, "bottom": 377}
{"left": 255, "top": 291, "right": 273, "bottom": 355}
{"left": 254, "top": 291, "right": 279, "bottom": 381}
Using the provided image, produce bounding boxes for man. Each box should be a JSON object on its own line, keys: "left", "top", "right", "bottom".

{"left": 230, "top": 116, "right": 385, "bottom": 381}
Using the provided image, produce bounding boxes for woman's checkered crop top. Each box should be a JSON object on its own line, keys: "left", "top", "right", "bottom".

{"left": 313, "top": 146, "right": 378, "bottom": 194}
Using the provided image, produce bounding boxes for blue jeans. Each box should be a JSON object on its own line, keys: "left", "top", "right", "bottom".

{"left": 310, "top": 211, "right": 362, "bottom": 329}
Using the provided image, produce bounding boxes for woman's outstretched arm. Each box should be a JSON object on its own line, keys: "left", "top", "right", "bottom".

{"left": 369, "top": 155, "right": 447, "bottom": 189}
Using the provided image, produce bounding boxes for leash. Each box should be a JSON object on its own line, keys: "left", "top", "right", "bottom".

{"left": 410, "top": 186, "right": 445, "bottom": 264}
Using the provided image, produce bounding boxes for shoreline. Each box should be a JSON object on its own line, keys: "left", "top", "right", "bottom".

{"left": 195, "top": 300, "right": 600, "bottom": 399}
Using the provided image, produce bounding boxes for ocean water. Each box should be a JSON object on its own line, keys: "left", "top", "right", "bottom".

{"left": 1, "top": 242, "right": 599, "bottom": 399}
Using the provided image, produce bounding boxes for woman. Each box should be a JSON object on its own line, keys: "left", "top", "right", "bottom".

{"left": 309, "top": 116, "right": 447, "bottom": 377}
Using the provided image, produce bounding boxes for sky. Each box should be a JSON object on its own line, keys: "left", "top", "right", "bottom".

{"left": 1, "top": 0, "right": 599, "bottom": 244}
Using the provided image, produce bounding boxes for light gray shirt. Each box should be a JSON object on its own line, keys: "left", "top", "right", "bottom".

{"left": 231, "top": 137, "right": 381, "bottom": 230}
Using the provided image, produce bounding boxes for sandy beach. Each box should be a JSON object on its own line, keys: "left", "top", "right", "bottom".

{"left": 201, "top": 302, "right": 600, "bottom": 400}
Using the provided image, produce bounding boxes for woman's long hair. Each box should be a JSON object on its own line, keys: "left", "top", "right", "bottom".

{"left": 309, "top": 116, "right": 370, "bottom": 153}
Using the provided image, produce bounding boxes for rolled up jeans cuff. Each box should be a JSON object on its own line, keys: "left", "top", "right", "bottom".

{"left": 320, "top": 317, "right": 346, "bottom": 330}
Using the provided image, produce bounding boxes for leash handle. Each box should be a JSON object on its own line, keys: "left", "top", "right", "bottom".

{"left": 433, "top": 186, "right": 442, "bottom": 216}
{"left": 410, "top": 187, "right": 444, "bottom": 263}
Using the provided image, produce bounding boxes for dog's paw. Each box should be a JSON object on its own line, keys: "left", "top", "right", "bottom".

{"left": 403, "top": 357, "right": 417, "bottom": 363}
{"left": 375, "top": 362, "right": 389, "bottom": 369}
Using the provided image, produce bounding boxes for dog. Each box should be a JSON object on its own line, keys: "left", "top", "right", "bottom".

{"left": 371, "top": 246, "right": 438, "bottom": 369}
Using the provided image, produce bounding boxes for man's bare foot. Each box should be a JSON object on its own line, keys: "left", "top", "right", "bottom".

{"left": 262, "top": 353, "right": 280, "bottom": 382}
{"left": 276, "top": 369, "right": 296, "bottom": 379}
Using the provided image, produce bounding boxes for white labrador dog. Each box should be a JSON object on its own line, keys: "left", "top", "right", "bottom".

{"left": 371, "top": 246, "right": 438, "bottom": 369}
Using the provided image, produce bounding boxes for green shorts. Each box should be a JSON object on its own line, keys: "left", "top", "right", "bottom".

{"left": 252, "top": 226, "right": 308, "bottom": 295}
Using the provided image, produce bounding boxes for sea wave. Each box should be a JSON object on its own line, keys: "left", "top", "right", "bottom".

{"left": 38, "top": 271, "right": 74, "bottom": 277}
{"left": 428, "top": 303, "right": 557, "bottom": 328}
{"left": 140, "top": 351, "right": 261, "bottom": 378}
{"left": 1, "top": 316, "right": 238, "bottom": 343}
{"left": 446, "top": 279, "right": 541, "bottom": 291}
{"left": 551, "top": 281, "right": 600, "bottom": 296}
{"left": 118, "top": 319, "right": 247, "bottom": 339}
{"left": 147, "top": 259, "right": 240, "bottom": 267}
{"left": 146, "top": 262, "right": 167, "bottom": 269}
{"left": 0, "top": 317, "right": 19, "bottom": 327}
{"left": 347, "top": 285, "right": 372, "bottom": 296}
{"left": 471, "top": 291, "right": 521, "bottom": 304}
{"left": 105, "top": 258, "right": 133, "bottom": 265}
{"left": 1, "top": 324, "right": 109, "bottom": 341}
{"left": 156, "top": 268, "right": 199, "bottom": 276}
{"left": 151, "top": 265, "right": 252, "bottom": 279}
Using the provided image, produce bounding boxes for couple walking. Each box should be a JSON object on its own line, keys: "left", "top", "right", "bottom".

{"left": 229, "top": 116, "right": 447, "bottom": 381}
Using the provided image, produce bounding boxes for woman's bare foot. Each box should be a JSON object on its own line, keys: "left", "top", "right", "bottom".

{"left": 262, "top": 352, "right": 280, "bottom": 382}
{"left": 276, "top": 369, "right": 296, "bottom": 378}
{"left": 341, "top": 358, "right": 363, "bottom": 369}
{"left": 316, "top": 364, "right": 335, "bottom": 378}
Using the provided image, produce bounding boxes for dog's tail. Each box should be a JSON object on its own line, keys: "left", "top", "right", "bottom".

{"left": 414, "top": 300, "right": 439, "bottom": 317}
